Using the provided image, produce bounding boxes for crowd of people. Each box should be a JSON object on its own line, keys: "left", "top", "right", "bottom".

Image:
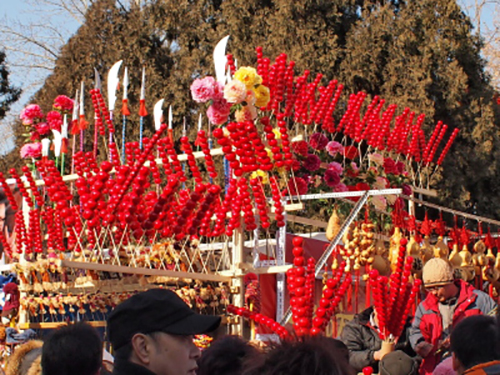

{"left": 2, "top": 258, "right": 500, "bottom": 375}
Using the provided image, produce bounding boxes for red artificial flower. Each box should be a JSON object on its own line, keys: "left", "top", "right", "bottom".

{"left": 309, "top": 132, "right": 328, "bottom": 151}
{"left": 284, "top": 177, "right": 308, "bottom": 196}
{"left": 395, "top": 161, "right": 405, "bottom": 175}
{"left": 46, "top": 111, "right": 63, "bottom": 132}
{"left": 303, "top": 154, "right": 321, "bottom": 171}
{"left": 53, "top": 95, "right": 74, "bottom": 112}
{"left": 383, "top": 157, "right": 399, "bottom": 175}
{"left": 356, "top": 182, "right": 371, "bottom": 191}
{"left": 343, "top": 145, "right": 359, "bottom": 160}
{"left": 290, "top": 159, "right": 301, "bottom": 172}
{"left": 324, "top": 169, "right": 341, "bottom": 187}
{"left": 35, "top": 122, "right": 50, "bottom": 135}
{"left": 30, "top": 131, "right": 41, "bottom": 141}
{"left": 291, "top": 140, "right": 309, "bottom": 157}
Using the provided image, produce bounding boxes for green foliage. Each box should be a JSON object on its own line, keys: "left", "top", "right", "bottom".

{"left": 0, "top": 50, "right": 21, "bottom": 120}
{"left": 3, "top": 0, "right": 500, "bottom": 220}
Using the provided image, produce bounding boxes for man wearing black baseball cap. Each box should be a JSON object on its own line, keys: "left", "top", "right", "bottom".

{"left": 107, "top": 288, "right": 221, "bottom": 375}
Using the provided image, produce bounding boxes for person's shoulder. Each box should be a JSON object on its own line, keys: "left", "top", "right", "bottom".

{"left": 471, "top": 288, "right": 496, "bottom": 311}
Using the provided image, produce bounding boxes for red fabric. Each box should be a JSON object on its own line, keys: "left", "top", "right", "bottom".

{"left": 139, "top": 99, "right": 148, "bottom": 117}
{"left": 122, "top": 99, "right": 131, "bottom": 116}
{"left": 3, "top": 282, "right": 19, "bottom": 311}
{"left": 78, "top": 115, "right": 88, "bottom": 131}
{"left": 257, "top": 253, "right": 276, "bottom": 334}
{"left": 61, "top": 138, "right": 68, "bottom": 154}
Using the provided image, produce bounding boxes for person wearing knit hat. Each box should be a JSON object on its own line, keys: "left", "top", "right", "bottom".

{"left": 409, "top": 258, "right": 497, "bottom": 375}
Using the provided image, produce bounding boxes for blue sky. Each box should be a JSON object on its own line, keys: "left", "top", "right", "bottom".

{"left": 0, "top": 0, "right": 496, "bottom": 147}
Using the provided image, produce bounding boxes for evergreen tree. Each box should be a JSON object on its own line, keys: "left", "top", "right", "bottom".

{"left": 4, "top": 0, "right": 500, "bottom": 218}
{"left": 0, "top": 50, "right": 21, "bottom": 120}
{"left": 339, "top": 0, "right": 500, "bottom": 217}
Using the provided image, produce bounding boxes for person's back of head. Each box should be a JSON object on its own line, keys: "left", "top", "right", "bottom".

{"left": 251, "top": 337, "right": 351, "bottom": 375}
{"left": 42, "top": 322, "right": 102, "bottom": 375}
{"left": 197, "top": 335, "right": 260, "bottom": 375}
{"left": 379, "top": 351, "right": 418, "bottom": 375}
{"left": 450, "top": 315, "right": 500, "bottom": 373}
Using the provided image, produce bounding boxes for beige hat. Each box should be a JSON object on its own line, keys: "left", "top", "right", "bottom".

{"left": 423, "top": 258, "right": 454, "bottom": 287}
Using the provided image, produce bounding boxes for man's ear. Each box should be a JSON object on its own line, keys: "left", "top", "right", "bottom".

{"left": 131, "top": 334, "right": 152, "bottom": 365}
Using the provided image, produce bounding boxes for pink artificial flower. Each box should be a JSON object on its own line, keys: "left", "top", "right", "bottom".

{"left": 53, "top": 95, "right": 74, "bottom": 111}
{"left": 207, "top": 100, "right": 231, "bottom": 125}
{"left": 374, "top": 176, "right": 389, "bottom": 189}
{"left": 20, "top": 143, "right": 42, "bottom": 159}
{"left": 46, "top": 111, "right": 63, "bottom": 132}
{"left": 285, "top": 177, "right": 308, "bottom": 196}
{"left": 35, "top": 122, "right": 50, "bottom": 135}
{"left": 346, "top": 162, "right": 360, "bottom": 178}
{"left": 309, "top": 132, "right": 328, "bottom": 151}
{"left": 334, "top": 183, "right": 348, "bottom": 192}
{"left": 223, "top": 79, "right": 247, "bottom": 104}
{"left": 371, "top": 195, "right": 387, "bottom": 211}
{"left": 303, "top": 154, "right": 321, "bottom": 171}
{"left": 191, "top": 76, "right": 216, "bottom": 103}
{"left": 327, "top": 161, "right": 343, "bottom": 175}
{"left": 212, "top": 81, "right": 225, "bottom": 101}
{"left": 368, "top": 153, "right": 384, "bottom": 166}
{"left": 20, "top": 104, "right": 44, "bottom": 125}
{"left": 324, "top": 169, "right": 341, "bottom": 187}
{"left": 291, "top": 141, "right": 309, "bottom": 157}
{"left": 235, "top": 104, "right": 257, "bottom": 122}
{"left": 325, "top": 141, "right": 343, "bottom": 157}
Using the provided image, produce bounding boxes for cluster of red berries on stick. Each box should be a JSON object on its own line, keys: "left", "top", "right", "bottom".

{"left": 286, "top": 236, "right": 352, "bottom": 337}
{"left": 368, "top": 238, "right": 421, "bottom": 341}
{"left": 251, "top": 47, "right": 459, "bottom": 168}
{"left": 226, "top": 305, "right": 291, "bottom": 340}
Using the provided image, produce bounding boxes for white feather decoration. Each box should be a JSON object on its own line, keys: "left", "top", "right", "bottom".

{"left": 107, "top": 60, "right": 123, "bottom": 111}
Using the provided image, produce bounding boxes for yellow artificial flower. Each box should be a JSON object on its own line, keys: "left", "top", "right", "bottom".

{"left": 253, "top": 84, "right": 270, "bottom": 107}
{"left": 250, "top": 170, "right": 269, "bottom": 184}
{"left": 272, "top": 128, "right": 281, "bottom": 140}
{"left": 234, "top": 67, "right": 263, "bottom": 89}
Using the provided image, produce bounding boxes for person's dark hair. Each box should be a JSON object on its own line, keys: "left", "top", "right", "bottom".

{"left": 248, "top": 336, "right": 353, "bottom": 375}
{"left": 198, "top": 336, "right": 260, "bottom": 375}
{"left": 450, "top": 315, "right": 500, "bottom": 370}
{"left": 113, "top": 342, "right": 133, "bottom": 363}
{"left": 42, "top": 322, "right": 102, "bottom": 375}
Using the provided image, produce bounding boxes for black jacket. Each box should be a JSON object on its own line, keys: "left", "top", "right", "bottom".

{"left": 339, "top": 306, "right": 415, "bottom": 373}
{"left": 112, "top": 361, "right": 157, "bottom": 375}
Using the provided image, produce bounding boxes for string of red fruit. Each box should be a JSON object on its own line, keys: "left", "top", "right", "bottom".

{"left": 426, "top": 123, "right": 448, "bottom": 165}
{"left": 0, "top": 172, "right": 19, "bottom": 211}
{"left": 226, "top": 305, "right": 291, "bottom": 340}
{"left": 269, "top": 176, "right": 285, "bottom": 227}
{"left": 197, "top": 130, "right": 218, "bottom": 180}
{"left": 180, "top": 136, "right": 203, "bottom": 184}
{"left": 436, "top": 128, "right": 459, "bottom": 166}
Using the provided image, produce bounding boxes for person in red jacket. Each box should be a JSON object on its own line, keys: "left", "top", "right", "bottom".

{"left": 409, "top": 258, "right": 497, "bottom": 375}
